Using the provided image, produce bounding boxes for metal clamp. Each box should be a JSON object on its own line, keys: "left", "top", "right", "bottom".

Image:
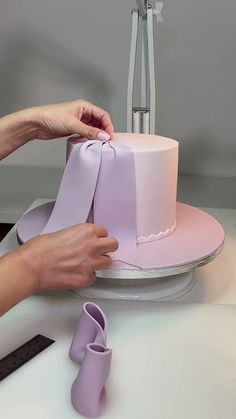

{"left": 153, "top": 2, "right": 164, "bottom": 22}
{"left": 127, "top": 2, "right": 164, "bottom": 134}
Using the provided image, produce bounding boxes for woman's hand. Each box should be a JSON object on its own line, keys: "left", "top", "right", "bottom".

{"left": 18, "top": 223, "right": 118, "bottom": 291}
{"left": 0, "top": 99, "right": 113, "bottom": 160}
{"left": 31, "top": 99, "right": 113, "bottom": 142}
{"left": 0, "top": 223, "right": 118, "bottom": 315}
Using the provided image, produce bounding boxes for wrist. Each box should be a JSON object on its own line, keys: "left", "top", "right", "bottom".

{"left": 0, "top": 107, "right": 40, "bottom": 160}
{"left": 0, "top": 250, "right": 38, "bottom": 315}
{"left": 16, "top": 243, "right": 40, "bottom": 292}
{"left": 12, "top": 249, "right": 39, "bottom": 293}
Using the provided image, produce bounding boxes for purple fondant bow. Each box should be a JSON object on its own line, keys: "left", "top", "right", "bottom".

{"left": 41, "top": 140, "right": 140, "bottom": 267}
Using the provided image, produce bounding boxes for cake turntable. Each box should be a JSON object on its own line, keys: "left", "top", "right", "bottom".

{"left": 73, "top": 243, "right": 223, "bottom": 301}
{"left": 17, "top": 199, "right": 224, "bottom": 302}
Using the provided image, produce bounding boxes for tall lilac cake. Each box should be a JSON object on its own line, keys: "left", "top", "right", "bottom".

{"left": 17, "top": 133, "right": 224, "bottom": 272}
{"left": 67, "top": 133, "right": 178, "bottom": 245}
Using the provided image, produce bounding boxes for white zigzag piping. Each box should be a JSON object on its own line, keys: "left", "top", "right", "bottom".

{"left": 137, "top": 221, "right": 176, "bottom": 243}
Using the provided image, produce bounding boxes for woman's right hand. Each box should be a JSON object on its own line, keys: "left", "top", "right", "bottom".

{"left": 17, "top": 223, "right": 118, "bottom": 291}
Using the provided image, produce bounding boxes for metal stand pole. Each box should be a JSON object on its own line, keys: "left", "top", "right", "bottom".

{"left": 127, "top": 2, "right": 163, "bottom": 134}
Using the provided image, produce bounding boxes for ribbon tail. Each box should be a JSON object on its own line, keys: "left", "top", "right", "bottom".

{"left": 94, "top": 143, "right": 140, "bottom": 267}
{"left": 41, "top": 141, "right": 102, "bottom": 234}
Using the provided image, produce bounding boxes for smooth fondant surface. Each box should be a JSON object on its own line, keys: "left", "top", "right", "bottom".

{"left": 16, "top": 201, "right": 224, "bottom": 269}
{"left": 16, "top": 133, "right": 224, "bottom": 271}
{"left": 67, "top": 134, "right": 178, "bottom": 243}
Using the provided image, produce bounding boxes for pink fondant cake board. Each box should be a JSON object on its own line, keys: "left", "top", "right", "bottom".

{"left": 16, "top": 201, "right": 224, "bottom": 270}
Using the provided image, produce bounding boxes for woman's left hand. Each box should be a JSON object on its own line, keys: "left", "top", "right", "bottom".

{"left": 31, "top": 99, "right": 113, "bottom": 142}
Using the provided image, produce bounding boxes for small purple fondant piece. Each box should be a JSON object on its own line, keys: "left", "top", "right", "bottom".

{"left": 71, "top": 343, "right": 112, "bottom": 418}
{"left": 69, "top": 302, "right": 107, "bottom": 365}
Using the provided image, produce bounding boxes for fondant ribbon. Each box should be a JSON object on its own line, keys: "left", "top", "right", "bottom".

{"left": 93, "top": 142, "right": 140, "bottom": 266}
{"left": 41, "top": 141, "right": 102, "bottom": 233}
{"left": 41, "top": 140, "right": 140, "bottom": 267}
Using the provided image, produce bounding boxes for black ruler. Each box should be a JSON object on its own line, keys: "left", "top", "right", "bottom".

{"left": 0, "top": 334, "right": 55, "bottom": 382}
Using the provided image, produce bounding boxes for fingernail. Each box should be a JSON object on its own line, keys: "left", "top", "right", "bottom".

{"left": 97, "top": 131, "right": 110, "bottom": 142}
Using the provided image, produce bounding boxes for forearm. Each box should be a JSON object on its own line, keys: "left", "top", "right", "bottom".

{"left": 0, "top": 250, "right": 37, "bottom": 316}
{"left": 0, "top": 108, "right": 39, "bottom": 160}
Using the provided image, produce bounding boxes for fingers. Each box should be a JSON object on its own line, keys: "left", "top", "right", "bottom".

{"left": 70, "top": 119, "right": 110, "bottom": 142}
{"left": 72, "top": 99, "right": 114, "bottom": 140}
{"left": 72, "top": 255, "right": 112, "bottom": 289}
{"left": 89, "top": 105, "right": 114, "bottom": 138}
{"left": 95, "top": 237, "right": 119, "bottom": 254}
{"left": 74, "top": 271, "right": 96, "bottom": 289}
{"left": 73, "top": 223, "right": 118, "bottom": 252}
{"left": 92, "top": 224, "right": 109, "bottom": 238}
{"left": 86, "top": 271, "right": 96, "bottom": 286}
{"left": 79, "top": 100, "right": 114, "bottom": 136}
{"left": 87, "top": 126, "right": 110, "bottom": 142}
{"left": 92, "top": 255, "right": 113, "bottom": 271}
{"left": 59, "top": 223, "right": 109, "bottom": 240}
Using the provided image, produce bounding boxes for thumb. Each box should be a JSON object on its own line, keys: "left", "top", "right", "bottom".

{"left": 70, "top": 119, "right": 111, "bottom": 142}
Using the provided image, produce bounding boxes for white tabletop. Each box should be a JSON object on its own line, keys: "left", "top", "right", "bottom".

{"left": 1, "top": 296, "right": 236, "bottom": 419}
{"left": 1, "top": 201, "right": 236, "bottom": 419}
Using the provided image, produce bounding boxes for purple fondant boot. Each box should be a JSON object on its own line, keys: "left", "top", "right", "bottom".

{"left": 69, "top": 302, "right": 107, "bottom": 364}
{"left": 71, "top": 343, "right": 112, "bottom": 418}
